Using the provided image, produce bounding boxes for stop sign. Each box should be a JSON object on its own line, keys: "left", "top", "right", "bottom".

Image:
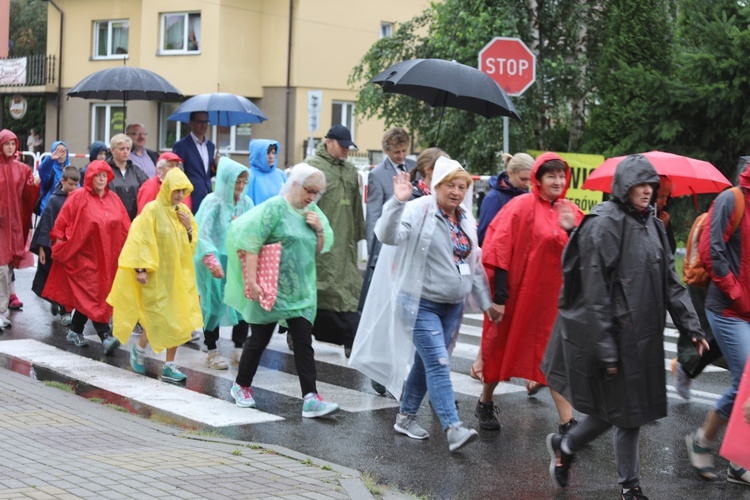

{"left": 478, "top": 37, "right": 536, "bottom": 97}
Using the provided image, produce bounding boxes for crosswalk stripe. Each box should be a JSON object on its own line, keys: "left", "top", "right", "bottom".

{"left": 0, "top": 339, "right": 284, "bottom": 427}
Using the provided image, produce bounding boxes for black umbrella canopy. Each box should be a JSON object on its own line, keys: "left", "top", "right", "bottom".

{"left": 370, "top": 58, "right": 520, "bottom": 121}
{"left": 67, "top": 66, "right": 183, "bottom": 101}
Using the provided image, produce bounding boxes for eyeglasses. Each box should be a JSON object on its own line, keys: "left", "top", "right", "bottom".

{"left": 127, "top": 132, "right": 148, "bottom": 137}
{"left": 235, "top": 179, "right": 249, "bottom": 186}
{"left": 303, "top": 187, "right": 321, "bottom": 196}
{"left": 192, "top": 120, "right": 210, "bottom": 125}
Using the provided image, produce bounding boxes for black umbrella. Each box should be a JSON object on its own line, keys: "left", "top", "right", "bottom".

{"left": 67, "top": 65, "right": 183, "bottom": 129}
{"left": 370, "top": 58, "right": 521, "bottom": 142}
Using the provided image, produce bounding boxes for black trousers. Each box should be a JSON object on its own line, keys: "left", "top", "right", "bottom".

{"left": 203, "top": 321, "right": 249, "bottom": 350}
{"left": 236, "top": 317, "right": 317, "bottom": 396}
{"left": 70, "top": 310, "right": 110, "bottom": 340}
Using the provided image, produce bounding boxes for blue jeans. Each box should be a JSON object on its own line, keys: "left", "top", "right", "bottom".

{"left": 400, "top": 298, "right": 464, "bottom": 430}
{"left": 705, "top": 309, "right": 750, "bottom": 419}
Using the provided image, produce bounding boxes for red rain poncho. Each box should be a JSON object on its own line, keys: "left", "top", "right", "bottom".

{"left": 43, "top": 160, "right": 131, "bottom": 323}
{"left": 0, "top": 129, "right": 39, "bottom": 268}
{"left": 481, "top": 152, "right": 584, "bottom": 384}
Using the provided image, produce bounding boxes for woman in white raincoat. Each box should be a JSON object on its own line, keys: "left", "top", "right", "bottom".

{"left": 350, "top": 157, "right": 501, "bottom": 453}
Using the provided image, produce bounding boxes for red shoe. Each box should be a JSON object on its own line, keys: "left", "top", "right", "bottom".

{"left": 8, "top": 294, "right": 23, "bottom": 310}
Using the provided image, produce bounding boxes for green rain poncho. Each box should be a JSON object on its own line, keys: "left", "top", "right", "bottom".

{"left": 224, "top": 165, "right": 334, "bottom": 325}
{"left": 194, "top": 157, "right": 254, "bottom": 331}
{"left": 305, "top": 140, "right": 365, "bottom": 312}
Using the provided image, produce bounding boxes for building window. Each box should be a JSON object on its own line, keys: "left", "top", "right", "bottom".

{"left": 380, "top": 22, "right": 393, "bottom": 38}
{"left": 332, "top": 101, "right": 355, "bottom": 134}
{"left": 94, "top": 20, "right": 129, "bottom": 59}
{"left": 160, "top": 12, "right": 201, "bottom": 54}
{"left": 91, "top": 104, "right": 125, "bottom": 144}
{"left": 159, "top": 103, "right": 251, "bottom": 153}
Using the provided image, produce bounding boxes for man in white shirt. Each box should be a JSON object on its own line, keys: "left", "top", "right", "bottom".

{"left": 172, "top": 111, "right": 216, "bottom": 213}
{"left": 127, "top": 123, "right": 158, "bottom": 178}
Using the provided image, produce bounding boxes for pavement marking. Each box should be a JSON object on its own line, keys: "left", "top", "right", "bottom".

{"left": 0, "top": 339, "right": 284, "bottom": 427}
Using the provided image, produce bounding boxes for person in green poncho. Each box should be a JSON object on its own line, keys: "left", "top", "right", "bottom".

{"left": 194, "top": 157, "right": 254, "bottom": 370}
{"left": 305, "top": 125, "right": 365, "bottom": 358}
{"left": 224, "top": 163, "right": 340, "bottom": 418}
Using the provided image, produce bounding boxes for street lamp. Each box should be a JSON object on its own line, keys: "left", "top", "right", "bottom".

{"left": 42, "top": 0, "right": 63, "bottom": 138}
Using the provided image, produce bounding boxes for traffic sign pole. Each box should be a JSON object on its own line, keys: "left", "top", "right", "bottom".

{"left": 478, "top": 37, "right": 536, "bottom": 155}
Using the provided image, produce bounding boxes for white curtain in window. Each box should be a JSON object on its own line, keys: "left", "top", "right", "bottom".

{"left": 111, "top": 21, "right": 129, "bottom": 55}
{"left": 164, "top": 14, "right": 185, "bottom": 50}
{"left": 188, "top": 14, "right": 201, "bottom": 51}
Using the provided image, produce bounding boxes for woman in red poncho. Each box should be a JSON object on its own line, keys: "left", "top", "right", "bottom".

{"left": 43, "top": 160, "right": 130, "bottom": 351}
{"left": 476, "top": 152, "right": 584, "bottom": 433}
{"left": 0, "top": 129, "right": 39, "bottom": 328}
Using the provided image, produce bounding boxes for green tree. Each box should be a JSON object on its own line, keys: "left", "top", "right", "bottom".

{"left": 9, "top": 0, "right": 47, "bottom": 56}
{"left": 349, "top": 0, "right": 605, "bottom": 173}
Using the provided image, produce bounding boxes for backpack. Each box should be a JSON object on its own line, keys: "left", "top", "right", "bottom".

{"left": 683, "top": 187, "right": 744, "bottom": 287}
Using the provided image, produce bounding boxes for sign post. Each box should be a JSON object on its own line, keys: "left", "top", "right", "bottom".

{"left": 479, "top": 37, "right": 536, "bottom": 154}
{"left": 307, "top": 90, "right": 322, "bottom": 157}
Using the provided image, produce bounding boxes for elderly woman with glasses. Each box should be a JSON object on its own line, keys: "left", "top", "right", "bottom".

{"left": 194, "top": 157, "right": 254, "bottom": 369}
{"left": 351, "top": 157, "right": 500, "bottom": 453}
{"left": 224, "top": 163, "right": 340, "bottom": 419}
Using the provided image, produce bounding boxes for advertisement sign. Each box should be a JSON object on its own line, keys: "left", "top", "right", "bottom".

{"left": 0, "top": 58, "right": 27, "bottom": 86}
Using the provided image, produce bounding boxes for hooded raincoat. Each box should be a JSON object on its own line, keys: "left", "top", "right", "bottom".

{"left": 480, "top": 152, "right": 585, "bottom": 385}
{"left": 37, "top": 141, "right": 70, "bottom": 214}
{"left": 350, "top": 157, "right": 491, "bottom": 400}
{"left": 305, "top": 140, "right": 366, "bottom": 313}
{"left": 31, "top": 185, "right": 71, "bottom": 297}
{"left": 79, "top": 141, "right": 108, "bottom": 183}
{"left": 542, "top": 155, "right": 703, "bottom": 428}
{"left": 43, "top": 161, "right": 130, "bottom": 322}
{"left": 245, "top": 139, "right": 285, "bottom": 205}
{"left": 194, "top": 157, "right": 254, "bottom": 330}
{"left": 477, "top": 171, "right": 528, "bottom": 246}
{"left": 0, "top": 129, "right": 39, "bottom": 268}
{"left": 224, "top": 166, "right": 334, "bottom": 325}
{"left": 107, "top": 168, "right": 201, "bottom": 353}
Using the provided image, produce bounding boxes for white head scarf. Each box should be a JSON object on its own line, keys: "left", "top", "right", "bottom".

{"left": 430, "top": 156, "right": 474, "bottom": 214}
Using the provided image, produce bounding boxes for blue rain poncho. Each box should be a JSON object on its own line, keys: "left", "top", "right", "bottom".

{"left": 245, "top": 139, "right": 286, "bottom": 205}
{"left": 194, "top": 157, "right": 254, "bottom": 330}
{"left": 37, "top": 141, "right": 70, "bottom": 214}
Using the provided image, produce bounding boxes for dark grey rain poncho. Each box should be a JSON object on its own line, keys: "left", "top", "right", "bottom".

{"left": 542, "top": 154, "right": 704, "bottom": 428}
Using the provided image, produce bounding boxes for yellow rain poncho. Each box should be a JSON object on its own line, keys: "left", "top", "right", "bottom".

{"left": 107, "top": 168, "right": 202, "bottom": 353}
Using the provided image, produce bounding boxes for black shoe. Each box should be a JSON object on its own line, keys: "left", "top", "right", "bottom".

{"left": 546, "top": 433, "right": 574, "bottom": 487}
{"left": 344, "top": 346, "right": 352, "bottom": 358}
{"left": 622, "top": 486, "right": 648, "bottom": 499}
{"left": 371, "top": 379, "right": 386, "bottom": 395}
{"left": 474, "top": 400, "right": 501, "bottom": 431}
{"left": 559, "top": 418, "right": 579, "bottom": 435}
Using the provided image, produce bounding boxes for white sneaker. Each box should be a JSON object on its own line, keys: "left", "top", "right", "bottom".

{"left": 446, "top": 422, "right": 478, "bottom": 452}
{"left": 205, "top": 351, "right": 228, "bottom": 370}
{"left": 0, "top": 315, "right": 11, "bottom": 329}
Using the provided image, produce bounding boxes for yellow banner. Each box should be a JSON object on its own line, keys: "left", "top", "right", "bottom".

{"left": 528, "top": 150, "right": 605, "bottom": 213}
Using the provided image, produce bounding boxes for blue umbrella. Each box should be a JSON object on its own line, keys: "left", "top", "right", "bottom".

{"left": 168, "top": 92, "right": 268, "bottom": 127}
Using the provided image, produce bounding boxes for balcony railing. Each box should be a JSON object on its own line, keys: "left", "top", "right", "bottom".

{"left": 0, "top": 55, "right": 56, "bottom": 86}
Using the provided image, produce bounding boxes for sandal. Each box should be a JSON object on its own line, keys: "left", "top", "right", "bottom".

{"left": 526, "top": 380, "right": 543, "bottom": 396}
{"left": 470, "top": 364, "right": 483, "bottom": 382}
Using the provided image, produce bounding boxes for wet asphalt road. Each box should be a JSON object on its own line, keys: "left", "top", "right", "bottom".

{"left": 1, "top": 267, "right": 748, "bottom": 500}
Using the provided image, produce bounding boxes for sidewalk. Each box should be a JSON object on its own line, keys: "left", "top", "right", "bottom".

{"left": 0, "top": 367, "right": 376, "bottom": 499}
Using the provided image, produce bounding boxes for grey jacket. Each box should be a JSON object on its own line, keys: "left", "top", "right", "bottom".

{"left": 376, "top": 196, "right": 491, "bottom": 310}
{"left": 365, "top": 157, "right": 415, "bottom": 251}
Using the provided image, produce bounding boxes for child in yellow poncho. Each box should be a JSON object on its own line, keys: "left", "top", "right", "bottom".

{"left": 107, "top": 168, "right": 202, "bottom": 383}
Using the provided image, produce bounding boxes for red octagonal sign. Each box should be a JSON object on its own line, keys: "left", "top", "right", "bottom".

{"left": 479, "top": 37, "right": 536, "bottom": 97}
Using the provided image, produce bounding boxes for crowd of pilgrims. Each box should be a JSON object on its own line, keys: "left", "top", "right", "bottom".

{"left": 1, "top": 125, "right": 749, "bottom": 499}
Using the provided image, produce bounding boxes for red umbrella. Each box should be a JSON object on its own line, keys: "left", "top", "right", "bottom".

{"left": 582, "top": 151, "right": 732, "bottom": 197}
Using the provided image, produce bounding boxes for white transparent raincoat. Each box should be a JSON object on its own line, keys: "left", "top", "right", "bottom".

{"left": 349, "top": 157, "right": 490, "bottom": 400}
